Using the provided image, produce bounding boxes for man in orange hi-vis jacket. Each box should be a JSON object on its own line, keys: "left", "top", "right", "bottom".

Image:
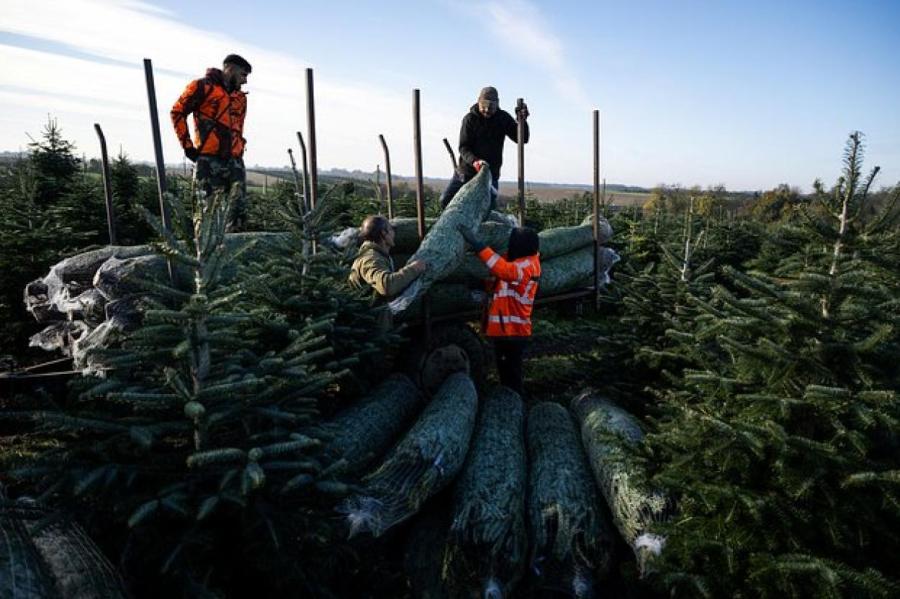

{"left": 458, "top": 224, "right": 541, "bottom": 396}
{"left": 171, "top": 54, "right": 251, "bottom": 230}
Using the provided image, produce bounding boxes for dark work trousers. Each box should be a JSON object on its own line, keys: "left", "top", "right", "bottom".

{"left": 440, "top": 171, "right": 499, "bottom": 211}
{"left": 493, "top": 336, "right": 529, "bottom": 396}
{"left": 194, "top": 156, "right": 247, "bottom": 231}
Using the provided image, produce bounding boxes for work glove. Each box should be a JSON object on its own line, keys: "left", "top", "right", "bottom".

{"left": 473, "top": 159, "right": 486, "bottom": 173}
{"left": 457, "top": 224, "right": 486, "bottom": 252}
{"left": 184, "top": 147, "right": 200, "bottom": 162}
{"left": 515, "top": 103, "right": 529, "bottom": 120}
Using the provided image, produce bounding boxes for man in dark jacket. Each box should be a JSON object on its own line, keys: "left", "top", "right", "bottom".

{"left": 439, "top": 86, "right": 529, "bottom": 211}
{"left": 171, "top": 54, "right": 251, "bottom": 230}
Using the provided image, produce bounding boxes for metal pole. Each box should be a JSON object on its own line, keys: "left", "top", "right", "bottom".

{"left": 143, "top": 58, "right": 174, "bottom": 283}
{"left": 413, "top": 89, "right": 425, "bottom": 241}
{"left": 287, "top": 148, "right": 304, "bottom": 215}
{"left": 305, "top": 69, "right": 318, "bottom": 212}
{"left": 142, "top": 58, "right": 171, "bottom": 232}
{"left": 379, "top": 134, "right": 394, "bottom": 219}
{"left": 442, "top": 137, "right": 457, "bottom": 171}
{"left": 296, "top": 131, "right": 309, "bottom": 213}
{"left": 93, "top": 123, "right": 117, "bottom": 244}
{"left": 517, "top": 98, "right": 526, "bottom": 225}
{"left": 602, "top": 177, "right": 607, "bottom": 214}
{"left": 592, "top": 109, "right": 601, "bottom": 309}
{"left": 413, "top": 89, "right": 430, "bottom": 341}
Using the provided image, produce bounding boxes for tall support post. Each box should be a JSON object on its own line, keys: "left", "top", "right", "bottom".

{"left": 442, "top": 137, "right": 457, "bottom": 171}
{"left": 143, "top": 58, "right": 173, "bottom": 282}
{"left": 413, "top": 89, "right": 430, "bottom": 340}
{"left": 517, "top": 97, "right": 526, "bottom": 225}
{"left": 592, "top": 109, "right": 601, "bottom": 309}
{"left": 305, "top": 69, "right": 319, "bottom": 212}
{"left": 304, "top": 69, "right": 318, "bottom": 255}
{"left": 379, "top": 134, "right": 394, "bottom": 219}
{"left": 143, "top": 58, "right": 171, "bottom": 232}
{"left": 413, "top": 89, "right": 426, "bottom": 240}
{"left": 296, "top": 131, "right": 309, "bottom": 213}
{"left": 93, "top": 123, "right": 117, "bottom": 244}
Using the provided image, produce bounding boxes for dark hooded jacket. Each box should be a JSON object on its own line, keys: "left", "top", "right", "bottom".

{"left": 456, "top": 104, "right": 529, "bottom": 181}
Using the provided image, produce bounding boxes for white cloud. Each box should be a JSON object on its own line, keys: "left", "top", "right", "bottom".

{"left": 484, "top": 0, "right": 593, "bottom": 111}
{"left": 0, "top": 0, "right": 463, "bottom": 178}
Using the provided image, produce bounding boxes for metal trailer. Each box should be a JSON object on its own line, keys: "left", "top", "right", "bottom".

{"left": 399, "top": 104, "right": 607, "bottom": 395}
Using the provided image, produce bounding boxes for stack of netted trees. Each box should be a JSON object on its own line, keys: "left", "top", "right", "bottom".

{"left": 322, "top": 370, "right": 664, "bottom": 597}
{"left": 23, "top": 166, "right": 616, "bottom": 367}
{"left": 1, "top": 498, "right": 128, "bottom": 598}
{"left": 22, "top": 232, "right": 285, "bottom": 371}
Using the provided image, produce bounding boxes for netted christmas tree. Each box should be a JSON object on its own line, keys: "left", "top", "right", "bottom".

{"left": 7, "top": 178, "right": 367, "bottom": 595}
{"left": 646, "top": 132, "right": 900, "bottom": 597}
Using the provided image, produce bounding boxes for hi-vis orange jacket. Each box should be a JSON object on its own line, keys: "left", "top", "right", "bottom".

{"left": 171, "top": 68, "right": 247, "bottom": 159}
{"left": 476, "top": 247, "right": 541, "bottom": 337}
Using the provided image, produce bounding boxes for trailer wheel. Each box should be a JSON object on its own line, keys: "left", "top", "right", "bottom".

{"left": 408, "top": 324, "right": 486, "bottom": 396}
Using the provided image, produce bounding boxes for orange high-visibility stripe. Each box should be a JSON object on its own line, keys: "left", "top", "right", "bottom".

{"left": 476, "top": 247, "right": 541, "bottom": 337}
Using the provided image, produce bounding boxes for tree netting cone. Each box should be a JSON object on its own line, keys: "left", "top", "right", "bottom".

{"left": 342, "top": 372, "right": 478, "bottom": 537}
{"left": 319, "top": 373, "right": 424, "bottom": 474}
{"left": 539, "top": 220, "right": 612, "bottom": 258}
{"left": 23, "top": 232, "right": 286, "bottom": 370}
{"left": 526, "top": 402, "right": 615, "bottom": 595}
{"left": 570, "top": 392, "right": 668, "bottom": 576}
{"left": 445, "top": 386, "right": 527, "bottom": 598}
{"left": 1, "top": 501, "right": 128, "bottom": 598}
{"left": 389, "top": 167, "right": 493, "bottom": 315}
{"left": 404, "top": 502, "right": 453, "bottom": 599}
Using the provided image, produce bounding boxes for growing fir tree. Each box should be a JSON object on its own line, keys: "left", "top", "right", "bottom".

{"left": 646, "top": 132, "right": 900, "bottom": 597}
{"left": 10, "top": 182, "right": 366, "bottom": 596}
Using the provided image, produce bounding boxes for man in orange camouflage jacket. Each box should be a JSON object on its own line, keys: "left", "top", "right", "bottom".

{"left": 171, "top": 54, "right": 251, "bottom": 230}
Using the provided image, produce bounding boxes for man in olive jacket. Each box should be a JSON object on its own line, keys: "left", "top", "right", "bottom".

{"left": 439, "top": 86, "right": 529, "bottom": 210}
{"left": 349, "top": 215, "right": 427, "bottom": 301}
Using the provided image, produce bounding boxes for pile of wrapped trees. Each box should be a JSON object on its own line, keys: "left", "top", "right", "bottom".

{"left": 322, "top": 372, "right": 664, "bottom": 597}
{"left": 22, "top": 233, "right": 285, "bottom": 371}
{"left": 0, "top": 498, "right": 128, "bottom": 598}
{"left": 23, "top": 165, "right": 616, "bottom": 367}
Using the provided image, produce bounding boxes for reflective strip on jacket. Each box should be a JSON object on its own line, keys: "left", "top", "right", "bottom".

{"left": 171, "top": 68, "right": 247, "bottom": 159}
{"left": 476, "top": 247, "right": 541, "bottom": 337}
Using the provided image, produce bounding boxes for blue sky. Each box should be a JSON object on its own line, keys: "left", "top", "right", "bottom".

{"left": 1, "top": 0, "right": 898, "bottom": 191}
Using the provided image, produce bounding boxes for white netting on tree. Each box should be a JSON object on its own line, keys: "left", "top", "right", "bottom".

{"left": 570, "top": 392, "right": 668, "bottom": 575}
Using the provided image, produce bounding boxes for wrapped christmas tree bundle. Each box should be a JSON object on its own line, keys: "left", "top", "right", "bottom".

{"left": 445, "top": 387, "right": 527, "bottom": 598}
{"left": 571, "top": 392, "right": 667, "bottom": 575}
{"left": 526, "top": 402, "right": 614, "bottom": 595}
{"left": 0, "top": 505, "right": 54, "bottom": 598}
{"left": 404, "top": 504, "right": 452, "bottom": 599}
{"left": 478, "top": 219, "right": 514, "bottom": 253}
{"left": 580, "top": 213, "right": 615, "bottom": 240}
{"left": 537, "top": 246, "right": 595, "bottom": 297}
{"left": 389, "top": 217, "right": 435, "bottom": 253}
{"left": 391, "top": 168, "right": 493, "bottom": 313}
{"left": 1, "top": 502, "right": 127, "bottom": 598}
{"left": 342, "top": 372, "right": 478, "bottom": 537}
{"left": 320, "top": 373, "right": 423, "bottom": 474}
{"left": 394, "top": 283, "right": 486, "bottom": 322}
{"left": 538, "top": 220, "right": 612, "bottom": 259}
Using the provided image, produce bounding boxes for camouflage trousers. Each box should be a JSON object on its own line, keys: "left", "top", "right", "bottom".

{"left": 194, "top": 156, "right": 247, "bottom": 231}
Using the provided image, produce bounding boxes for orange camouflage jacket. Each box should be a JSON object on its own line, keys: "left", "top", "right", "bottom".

{"left": 171, "top": 68, "right": 247, "bottom": 159}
